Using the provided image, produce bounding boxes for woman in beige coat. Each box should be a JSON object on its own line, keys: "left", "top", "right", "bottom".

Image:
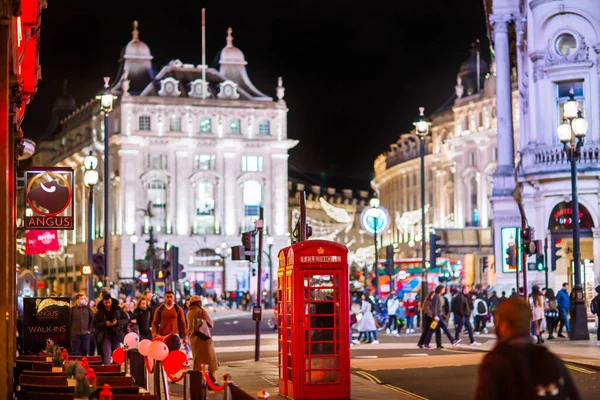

{"left": 186, "top": 296, "right": 219, "bottom": 380}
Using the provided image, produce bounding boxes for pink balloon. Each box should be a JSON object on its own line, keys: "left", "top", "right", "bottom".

{"left": 148, "top": 341, "right": 169, "bottom": 361}
{"left": 138, "top": 339, "right": 152, "bottom": 356}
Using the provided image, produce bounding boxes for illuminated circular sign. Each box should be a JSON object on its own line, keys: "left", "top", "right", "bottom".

{"left": 398, "top": 269, "right": 408, "bottom": 280}
{"left": 139, "top": 273, "right": 149, "bottom": 284}
{"left": 26, "top": 171, "right": 72, "bottom": 217}
{"left": 360, "top": 206, "right": 390, "bottom": 235}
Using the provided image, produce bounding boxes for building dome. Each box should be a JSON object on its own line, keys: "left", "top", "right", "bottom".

{"left": 52, "top": 80, "right": 76, "bottom": 115}
{"left": 457, "top": 44, "right": 488, "bottom": 96}
{"left": 219, "top": 27, "right": 247, "bottom": 66}
{"left": 123, "top": 21, "right": 153, "bottom": 61}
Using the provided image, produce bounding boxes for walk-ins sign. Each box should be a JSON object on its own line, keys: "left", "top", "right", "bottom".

{"left": 22, "top": 297, "right": 71, "bottom": 354}
{"left": 24, "top": 167, "right": 74, "bottom": 230}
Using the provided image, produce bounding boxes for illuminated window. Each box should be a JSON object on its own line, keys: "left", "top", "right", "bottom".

{"left": 147, "top": 180, "right": 167, "bottom": 232}
{"left": 555, "top": 33, "right": 577, "bottom": 57}
{"left": 169, "top": 115, "right": 182, "bottom": 132}
{"left": 243, "top": 180, "right": 262, "bottom": 231}
{"left": 242, "top": 156, "right": 263, "bottom": 172}
{"left": 195, "top": 154, "right": 215, "bottom": 170}
{"left": 200, "top": 117, "right": 212, "bottom": 133}
{"left": 557, "top": 81, "right": 584, "bottom": 127}
{"left": 230, "top": 119, "right": 241, "bottom": 134}
{"left": 139, "top": 115, "right": 151, "bottom": 131}
{"left": 258, "top": 120, "right": 270, "bottom": 135}
{"left": 194, "top": 181, "right": 215, "bottom": 234}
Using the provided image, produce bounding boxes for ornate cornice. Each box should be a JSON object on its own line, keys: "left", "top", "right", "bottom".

{"left": 489, "top": 14, "right": 513, "bottom": 34}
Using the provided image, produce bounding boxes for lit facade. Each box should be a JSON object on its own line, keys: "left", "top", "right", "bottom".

{"left": 32, "top": 23, "right": 297, "bottom": 295}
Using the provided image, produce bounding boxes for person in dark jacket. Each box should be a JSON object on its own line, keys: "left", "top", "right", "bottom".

{"left": 71, "top": 294, "right": 94, "bottom": 356}
{"left": 93, "top": 293, "right": 129, "bottom": 364}
{"left": 417, "top": 291, "right": 437, "bottom": 348}
{"left": 135, "top": 298, "right": 152, "bottom": 340}
{"left": 475, "top": 298, "right": 580, "bottom": 400}
{"left": 556, "top": 282, "right": 571, "bottom": 337}
{"left": 423, "top": 285, "right": 456, "bottom": 349}
{"left": 452, "top": 286, "right": 479, "bottom": 346}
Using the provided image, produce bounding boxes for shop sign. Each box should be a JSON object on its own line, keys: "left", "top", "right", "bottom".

{"left": 25, "top": 229, "right": 59, "bottom": 255}
{"left": 548, "top": 202, "right": 594, "bottom": 231}
{"left": 300, "top": 255, "right": 342, "bottom": 263}
{"left": 22, "top": 297, "right": 71, "bottom": 354}
{"left": 25, "top": 167, "right": 74, "bottom": 230}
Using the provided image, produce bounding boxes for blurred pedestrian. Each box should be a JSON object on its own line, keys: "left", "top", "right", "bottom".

{"left": 123, "top": 301, "right": 139, "bottom": 335}
{"left": 385, "top": 291, "right": 399, "bottom": 335}
{"left": 590, "top": 285, "right": 600, "bottom": 346}
{"left": 70, "top": 294, "right": 94, "bottom": 356}
{"left": 556, "top": 282, "right": 571, "bottom": 338}
{"left": 151, "top": 291, "right": 188, "bottom": 347}
{"left": 93, "top": 293, "right": 128, "bottom": 364}
{"left": 186, "top": 295, "right": 218, "bottom": 382}
{"left": 544, "top": 288, "right": 559, "bottom": 340}
{"left": 423, "top": 286, "right": 455, "bottom": 349}
{"left": 530, "top": 285, "right": 545, "bottom": 344}
{"left": 417, "top": 291, "right": 438, "bottom": 348}
{"left": 134, "top": 298, "right": 152, "bottom": 340}
{"left": 404, "top": 295, "right": 418, "bottom": 333}
{"left": 452, "top": 286, "right": 480, "bottom": 346}
{"left": 353, "top": 293, "right": 378, "bottom": 344}
{"left": 475, "top": 297, "right": 581, "bottom": 400}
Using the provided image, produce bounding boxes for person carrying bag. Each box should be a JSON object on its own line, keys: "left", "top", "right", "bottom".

{"left": 186, "top": 295, "right": 219, "bottom": 382}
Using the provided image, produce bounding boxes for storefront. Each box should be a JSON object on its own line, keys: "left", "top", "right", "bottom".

{"left": 187, "top": 248, "right": 224, "bottom": 296}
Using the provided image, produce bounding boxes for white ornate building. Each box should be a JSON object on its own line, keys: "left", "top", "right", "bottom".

{"left": 32, "top": 23, "right": 297, "bottom": 295}
{"left": 373, "top": 0, "right": 600, "bottom": 299}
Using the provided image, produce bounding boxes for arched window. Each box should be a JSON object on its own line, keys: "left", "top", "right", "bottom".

{"left": 258, "top": 120, "right": 270, "bottom": 135}
{"left": 470, "top": 176, "right": 478, "bottom": 227}
{"left": 147, "top": 180, "right": 167, "bottom": 232}
{"left": 169, "top": 115, "right": 182, "bottom": 132}
{"left": 139, "top": 115, "right": 151, "bottom": 131}
{"left": 194, "top": 181, "right": 215, "bottom": 234}
{"left": 242, "top": 180, "right": 262, "bottom": 231}
{"left": 200, "top": 117, "right": 212, "bottom": 133}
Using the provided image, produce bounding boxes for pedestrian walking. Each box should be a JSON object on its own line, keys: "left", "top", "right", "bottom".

{"left": 385, "top": 291, "right": 399, "bottom": 335}
{"left": 134, "top": 298, "right": 152, "bottom": 340}
{"left": 123, "top": 301, "right": 139, "bottom": 335}
{"left": 70, "top": 294, "right": 94, "bottom": 356}
{"left": 423, "top": 286, "right": 456, "bottom": 349}
{"left": 417, "top": 291, "right": 439, "bottom": 348}
{"left": 151, "top": 291, "right": 188, "bottom": 347}
{"left": 143, "top": 289, "right": 159, "bottom": 322}
{"left": 544, "top": 288, "right": 559, "bottom": 340}
{"left": 404, "top": 295, "right": 418, "bottom": 333}
{"left": 590, "top": 285, "right": 600, "bottom": 346}
{"left": 353, "top": 293, "right": 378, "bottom": 344}
{"left": 556, "top": 282, "right": 571, "bottom": 337}
{"left": 530, "top": 285, "right": 545, "bottom": 344}
{"left": 473, "top": 295, "right": 489, "bottom": 334}
{"left": 452, "top": 286, "right": 480, "bottom": 346}
{"left": 395, "top": 299, "right": 406, "bottom": 335}
{"left": 475, "top": 297, "right": 581, "bottom": 400}
{"left": 93, "top": 293, "right": 128, "bottom": 364}
{"left": 186, "top": 295, "right": 219, "bottom": 382}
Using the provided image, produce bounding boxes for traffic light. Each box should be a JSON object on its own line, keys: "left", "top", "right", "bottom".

{"left": 522, "top": 227, "right": 535, "bottom": 255}
{"left": 553, "top": 240, "right": 564, "bottom": 271}
{"left": 506, "top": 244, "right": 517, "bottom": 269}
{"left": 252, "top": 267, "right": 257, "bottom": 277}
{"left": 385, "top": 245, "right": 394, "bottom": 276}
{"left": 482, "top": 257, "right": 489, "bottom": 272}
{"left": 177, "top": 264, "right": 186, "bottom": 280}
{"left": 92, "top": 253, "right": 105, "bottom": 276}
{"left": 429, "top": 233, "right": 442, "bottom": 269}
{"left": 536, "top": 254, "right": 545, "bottom": 271}
{"left": 161, "top": 260, "right": 171, "bottom": 279}
{"left": 242, "top": 231, "right": 257, "bottom": 262}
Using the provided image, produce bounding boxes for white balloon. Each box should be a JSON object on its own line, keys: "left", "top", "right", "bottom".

{"left": 148, "top": 341, "right": 169, "bottom": 361}
{"left": 138, "top": 339, "right": 152, "bottom": 356}
{"left": 124, "top": 332, "right": 140, "bottom": 349}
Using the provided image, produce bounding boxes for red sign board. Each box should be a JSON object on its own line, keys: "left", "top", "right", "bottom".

{"left": 24, "top": 167, "right": 74, "bottom": 230}
{"left": 25, "top": 230, "right": 59, "bottom": 255}
{"left": 548, "top": 202, "right": 594, "bottom": 231}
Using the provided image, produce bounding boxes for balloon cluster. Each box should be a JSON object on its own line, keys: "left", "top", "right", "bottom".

{"left": 138, "top": 334, "right": 187, "bottom": 379}
{"left": 111, "top": 332, "right": 141, "bottom": 365}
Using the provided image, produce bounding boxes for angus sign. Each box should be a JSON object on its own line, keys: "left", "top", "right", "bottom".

{"left": 24, "top": 167, "right": 74, "bottom": 230}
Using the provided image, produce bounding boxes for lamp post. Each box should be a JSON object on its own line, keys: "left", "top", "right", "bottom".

{"left": 84, "top": 150, "right": 99, "bottom": 300}
{"left": 414, "top": 107, "right": 430, "bottom": 310}
{"left": 215, "top": 241, "right": 230, "bottom": 296}
{"left": 130, "top": 234, "right": 138, "bottom": 282}
{"left": 266, "top": 235, "right": 274, "bottom": 307}
{"left": 557, "top": 89, "right": 590, "bottom": 340}
{"left": 97, "top": 77, "right": 116, "bottom": 285}
{"left": 369, "top": 197, "right": 380, "bottom": 295}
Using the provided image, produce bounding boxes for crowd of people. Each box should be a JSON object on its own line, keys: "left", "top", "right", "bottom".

{"left": 350, "top": 282, "right": 600, "bottom": 348}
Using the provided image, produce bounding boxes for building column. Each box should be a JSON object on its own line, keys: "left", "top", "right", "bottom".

{"left": 223, "top": 152, "right": 237, "bottom": 236}
{"left": 490, "top": 13, "right": 516, "bottom": 194}
{"left": 593, "top": 228, "right": 600, "bottom": 285}
{"left": 271, "top": 154, "right": 289, "bottom": 236}
{"left": 175, "top": 151, "right": 189, "bottom": 236}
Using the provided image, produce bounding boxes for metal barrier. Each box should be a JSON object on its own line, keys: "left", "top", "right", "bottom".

{"left": 185, "top": 365, "right": 256, "bottom": 400}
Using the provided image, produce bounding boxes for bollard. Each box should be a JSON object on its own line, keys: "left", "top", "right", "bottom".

{"left": 99, "top": 384, "right": 113, "bottom": 400}
{"left": 123, "top": 344, "right": 129, "bottom": 376}
{"left": 222, "top": 374, "right": 231, "bottom": 400}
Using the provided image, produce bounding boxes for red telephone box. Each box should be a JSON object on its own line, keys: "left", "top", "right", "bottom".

{"left": 277, "top": 240, "right": 350, "bottom": 400}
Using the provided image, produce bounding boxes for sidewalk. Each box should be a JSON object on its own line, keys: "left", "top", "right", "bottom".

{"left": 206, "top": 358, "right": 415, "bottom": 400}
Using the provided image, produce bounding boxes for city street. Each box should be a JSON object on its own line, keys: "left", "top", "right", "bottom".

{"left": 211, "top": 310, "right": 600, "bottom": 399}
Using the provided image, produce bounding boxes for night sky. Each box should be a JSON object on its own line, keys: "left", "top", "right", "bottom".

{"left": 23, "top": 0, "right": 489, "bottom": 189}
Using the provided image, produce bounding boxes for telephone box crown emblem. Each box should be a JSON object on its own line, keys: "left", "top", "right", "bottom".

{"left": 317, "top": 247, "right": 325, "bottom": 255}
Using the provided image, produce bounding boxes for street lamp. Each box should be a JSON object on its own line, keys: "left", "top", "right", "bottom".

{"left": 557, "top": 89, "right": 589, "bottom": 340}
{"left": 215, "top": 241, "right": 230, "bottom": 295}
{"left": 130, "top": 234, "right": 138, "bottom": 281}
{"left": 266, "top": 235, "right": 274, "bottom": 307}
{"left": 369, "top": 197, "right": 380, "bottom": 294}
{"left": 96, "top": 77, "right": 117, "bottom": 285}
{"left": 414, "top": 107, "right": 430, "bottom": 310}
{"left": 84, "top": 150, "right": 99, "bottom": 300}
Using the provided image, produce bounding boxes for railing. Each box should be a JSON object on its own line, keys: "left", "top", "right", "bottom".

{"left": 522, "top": 145, "right": 600, "bottom": 175}
{"left": 187, "top": 365, "right": 257, "bottom": 400}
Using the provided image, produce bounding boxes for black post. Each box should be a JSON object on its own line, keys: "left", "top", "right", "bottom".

{"left": 268, "top": 243, "right": 273, "bottom": 307}
{"left": 255, "top": 207, "right": 264, "bottom": 362}
{"left": 132, "top": 242, "right": 136, "bottom": 279}
{"left": 569, "top": 141, "right": 589, "bottom": 340}
{"left": 299, "top": 191, "right": 307, "bottom": 241}
{"left": 419, "top": 137, "right": 427, "bottom": 310}
{"left": 87, "top": 185, "right": 94, "bottom": 300}
{"left": 103, "top": 111, "right": 110, "bottom": 286}
{"left": 373, "top": 216, "right": 379, "bottom": 295}
{"left": 544, "top": 238, "right": 549, "bottom": 290}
